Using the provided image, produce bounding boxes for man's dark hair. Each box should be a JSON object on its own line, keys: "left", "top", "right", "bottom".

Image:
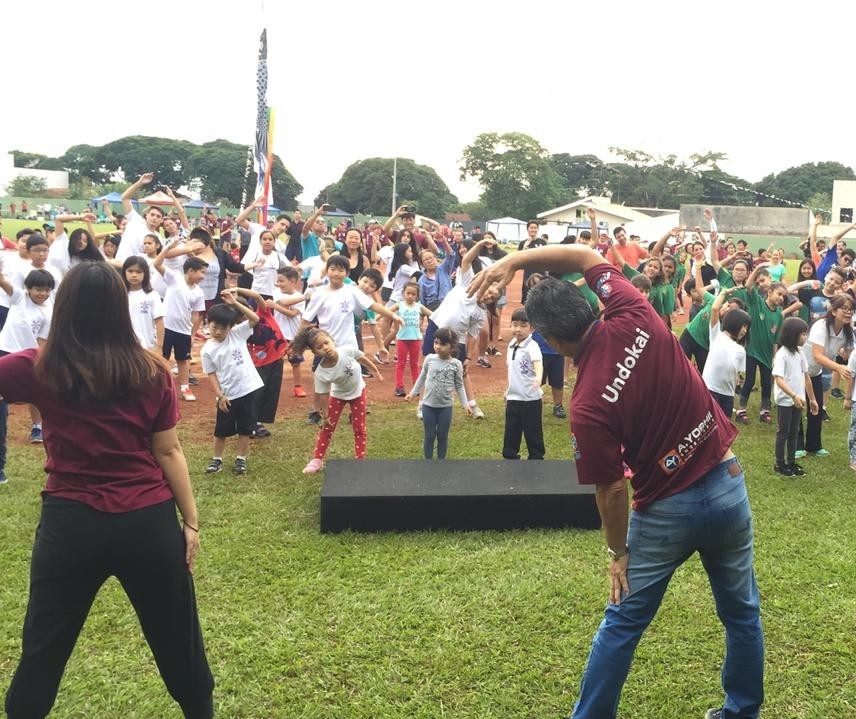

{"left": 561, "top": 235, "right": 577, "bottom": 245}
{"left": 16, "top": 228, "right": 35, "bottom": 241}
{"left": 207, "top": 303, "right": 239, "bottom": 327}
{"left": 579, "top": 230, "right": 592, "bottom": 241}
{"left": 275, "top": 214, "right": 292, "bottom": 224}
{"left": 842, "top": 248, "right": 856, "bottom": 261}
{"left": 613, "top": 226, "right": 625, "bottom": 238}
{"left": 524, "top": 277, "right": 596, "bottom": 344}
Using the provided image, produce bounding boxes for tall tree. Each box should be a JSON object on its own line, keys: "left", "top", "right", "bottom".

{"left": 753, "top": 161, "right": 855, "bottom": 207}
{"left": 95, "top": 136, "right": 196, "bottom": 188}
{"left": 10, "top": 151, "right": 65, "bottom": 171}
{"left": 460, "top": 132, "right": 564, "bottom": 219}
{"left": 60, "top": 144, "right": 110, "bottom": 184}
{"left": 319, "top": 158, "right": 457, "bottom": 218}
{"left": 550, "top": 153, "right": 608, "bottom": 197}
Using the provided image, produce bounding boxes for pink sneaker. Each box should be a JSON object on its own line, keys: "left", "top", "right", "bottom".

{"left": 302, "top": 458, "right": 324, "bottom": 474}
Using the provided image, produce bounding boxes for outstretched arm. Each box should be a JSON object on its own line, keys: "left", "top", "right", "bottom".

{"left": 221, "top": 289, "right": 260, "bottom": 327}
{"left": 235, "top": 196, "right": 267, "bottom": 230}
{"left": 122, "top": 173, "right": 153, "bottom": 214}
{"left": 302, "top": 205, "right": 330, "bottom": 239}
{"left": 382, "top": 205, "right": 407, "bottom": 238}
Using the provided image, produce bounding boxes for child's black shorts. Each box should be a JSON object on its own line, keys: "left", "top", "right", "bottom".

{"left": 213, "top": 391, "right": 258, "bottom": 438}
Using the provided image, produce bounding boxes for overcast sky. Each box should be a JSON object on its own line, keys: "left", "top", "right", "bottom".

{"left": 6, "top": 0, "right": 853, "bottom": 207}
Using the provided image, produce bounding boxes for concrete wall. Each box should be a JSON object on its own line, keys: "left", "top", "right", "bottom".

{"left": 832, "top": 180, "right": 856, "bottom": 224}
{"left": 0, "top": 153, "right": 68, "bottom": 193}
{"left": 680, "top": 204, "right": 811, "bottom": 236}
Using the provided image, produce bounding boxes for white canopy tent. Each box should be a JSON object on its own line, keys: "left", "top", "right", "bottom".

{"left": 485, "top": 217, "right": 528, "bottom": 244}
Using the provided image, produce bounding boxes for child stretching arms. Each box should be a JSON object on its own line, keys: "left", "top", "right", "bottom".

{"left": 772, "top": 317, "right": 818, "bottom": 477}
{"left": 201, "top": 291, "right": 263, "bottom": 475}
{"left": 406, "top": 327, "right": 471, "bottom": 459}
{"left": 293, "top": 327, "right": 382, "bottom": 474}
{"left": 702, "top": 287, "right": 752, "bottom": 417}
{"left": 389, "top": 282, "right": 432, "bottom": 397}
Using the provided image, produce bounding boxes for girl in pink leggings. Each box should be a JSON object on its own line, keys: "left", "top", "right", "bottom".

{"left": 291, "top": 327, "right": 382, "bottom": 474}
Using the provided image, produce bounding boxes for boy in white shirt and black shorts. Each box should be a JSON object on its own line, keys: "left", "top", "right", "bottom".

{"left": 502, "top": 307, "right": 545, "bottom": 460}
{"left": 201, "top": 291, "right": 264, "bottom": 475}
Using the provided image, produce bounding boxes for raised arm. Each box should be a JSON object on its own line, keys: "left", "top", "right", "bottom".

{"left": 468, "top": 244, "right": 609, "bottom": 301}
{"left": 221, "top": 289, "right": 260, "bottom": 327}
{"left": 744, "top": 261, "right": 770, "bottom": 291}
{"left": 165, "top": 187, "right": 190, "bottom": 230}
{"left": 121, "top": 173, "right": 154, "bottom": 214}
{"left": 101, "top": 198, "right": 115, "bottom": 224}
{"left": 651, "top": 227, "right": 678, "bottom": 258}
{"left": 809, "top": 213, "right": 822, "bottom": 266}
{"left": 708, "top": 230, "right": 722, "bottom": 272}
{"left": 382, "top": 205, "right": 407, "bottom": 238}
{"left": 460, "top": 238, "right": 492, "bottom": 275}
{"left": 234, "top": 196, "right": 267, "bottom": 230}
{"left": 54, "top": 211, "right": 97, "bottom": 238}
{"left": 302, "top": 204, "right": 330, "bottom": 239}
{"left": 830, "top": 219, "right": 856, "bottom": 245}
{"left": 709, "top": 286, "right": 739, "bottom": 329}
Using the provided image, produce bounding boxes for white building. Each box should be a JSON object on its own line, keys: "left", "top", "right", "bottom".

{"left": 536, "top": 196, "right": 678, "bottom": 243}
{"left": 0, "top": 152, "right": 69, "bottom": 195}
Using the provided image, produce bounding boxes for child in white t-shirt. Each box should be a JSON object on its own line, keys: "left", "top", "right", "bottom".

{"left": 502, "top": 308, "right": 545, "bottom": 460}
{"left": 702, "top": 288, "right": 751, "bottom": 418}
{"left": 123, "top": 257, "right": 165, "bottom": 351}
{"left": 153, "top": 244, "right": 208, "bottom": 401}
{"left": 0, "top": 261, "right": 53, "bottom": 450}
{"left": 201, "top": 291, "right": 264, "bottom": 475}
{"left": 246, "top": 229, "right": 288, "bottom": 299}
{"left": 271, "top": 266, "right": 307, "bottom": 398}
{"left": 291, "top": 326, "right": 381, "bottom": 474}
{"left": 772, "top": 317, "right": 818, "bottom": 477}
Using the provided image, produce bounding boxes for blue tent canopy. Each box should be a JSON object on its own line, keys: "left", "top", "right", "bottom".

{"left": 183, "top": 199, "right": 219, "bottom": 210}
{"left": 91, "top": 191, "right": 135, "bottom": 204}
{"left": 266, "top": 205, "right": 281, "bottom": 213}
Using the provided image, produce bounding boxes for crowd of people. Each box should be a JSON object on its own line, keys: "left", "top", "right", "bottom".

{"left": 4, "top": 168, "right": 856, "bottom": 717}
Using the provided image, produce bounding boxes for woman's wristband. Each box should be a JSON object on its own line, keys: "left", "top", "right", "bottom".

{"left": 184, "top": 522, "right": 199, "bottom": 533}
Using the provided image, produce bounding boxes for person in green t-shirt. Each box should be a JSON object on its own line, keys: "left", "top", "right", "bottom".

{"left": 607, "top": 227, "right": 676, "bottom": 326}
{"left": 735, "top": 262, "right": 793, "bottom": 425}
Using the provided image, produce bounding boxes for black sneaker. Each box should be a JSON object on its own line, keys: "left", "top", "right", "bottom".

{"left": 205, "top": 458, "right": 223, "bottom": 474}
{"left": 476, "top": 357, "right": 492, "bottom": 369}
{"left": 251, "top": 424, "right": 272, "bottom": 438}
{"left": 361, "top": 366, "right": 373, "bottom": 378}
{"left": 307, "top": 410, "right": 322, "bottom": 425}
{"left": 790, "top": 463, "right": 806, "bottom": 476}
{"left": 831, "top": 388, "right": 845, "bottom": 399}
{"left": 704, "top": 710, "right": 722, "bottom": 719}
{"left": 233, "top": 458, "right": 248, "bottom": 475}
{"left": 821, "top": 407, "right": 830, "bottom": 422}
{"left": 394, "top": 387, "right": 406, "bottom": 397}
{"left": 553, "top": 403, "right": 567, "bottom": 419}
{"left": 188, "top": 374, "right": 199, "bottom": 386}
{"left": 774, "top": 463, "right": 794, "bottom": 477}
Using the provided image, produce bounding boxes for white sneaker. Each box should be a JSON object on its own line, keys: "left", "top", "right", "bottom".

{"left": 416, "top": 405, "right": 423, "bottom": 420}
{"left": 471, "top": 404, "right": 485, "bottom": 420}
{"left": 180, "top": 389, "right": 197, "bottom": 401}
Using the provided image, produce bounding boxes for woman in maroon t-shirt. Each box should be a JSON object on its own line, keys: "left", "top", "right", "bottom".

{"left": 0, "top": 263, "right": 214, "bottom": 718}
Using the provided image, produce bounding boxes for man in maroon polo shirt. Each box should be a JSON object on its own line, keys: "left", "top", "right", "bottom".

{"left": 469, "top": 243, "right": 764, "bottom": 719}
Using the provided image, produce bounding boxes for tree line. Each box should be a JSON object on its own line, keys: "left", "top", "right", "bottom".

{"left": 10, "top": 137, "right": 303, "bottom": 210}
{"left": 11, "top": 132, "right": 855, "bottom": 221}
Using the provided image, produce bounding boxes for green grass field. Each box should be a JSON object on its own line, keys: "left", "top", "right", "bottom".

{"left": 2, "top": 387, "right": 856, "bottom": 718}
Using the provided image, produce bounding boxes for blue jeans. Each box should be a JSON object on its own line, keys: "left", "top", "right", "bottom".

{"left": 422, "top": 404, "right": 453, "bottom": 459}
{"left": 571, "top": 458, "right": 764, "bottom": 719}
